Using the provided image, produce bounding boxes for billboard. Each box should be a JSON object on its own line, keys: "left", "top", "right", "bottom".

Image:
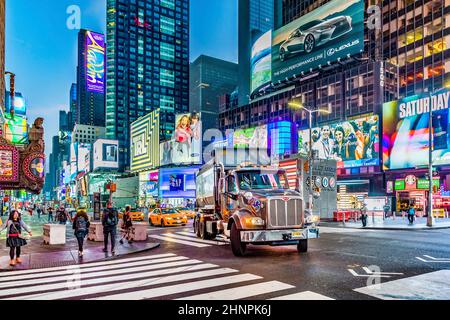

{"left": 298, "top": 115, "right": 380, "bottom": 169}
{"left": 77, "top": 144, "right": 92, "bottom": 174}
{"left": 5, "top": 92, "right": 26, "bottom": 116}
{"left": 271, "top": 0, "right": 364, "bottom": 82}
{"left": 0, "top": 146, "right": 19, "bottom": 182}
{"left": 382, "top": 90, "right": 450, "bottom": 170}
{"left": 233, "top": 125, "right": 268, "bottom": 149}
{"left": 85, "top": 31, "right": 105, "bottom": 93}
{"left": 159, "top": 167, "right": 199, "bottom": 199}
{"left": 160, "top": 113, "right": 202, "bottom": 165}
{"left": 3, "top": 115, "right": 28, "bottom": 145}
{"left": 251, "top": 30, "right": 272, "bottom": 95}
{"left": 130, "top": 110, "right": 160, "bottom": 172}
{"left": 93, "top": 139, "right": 119, "bottom": 171}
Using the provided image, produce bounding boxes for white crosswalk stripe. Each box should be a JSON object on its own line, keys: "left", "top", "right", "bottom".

{"left": 148, "top": 235, "right": 210, "bottom": 247}
{"left": 149, "top": 232, "right": 228, "bottom": 247}
{"left": 0, "top": 253, "right": 334, "bottom": 300}
{"left": 161, "top": 233, "right": 227, "bottom": 245}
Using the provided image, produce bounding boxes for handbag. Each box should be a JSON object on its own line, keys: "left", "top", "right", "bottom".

{"left": 11, "top": 221, "right": 30, "bottom": 241}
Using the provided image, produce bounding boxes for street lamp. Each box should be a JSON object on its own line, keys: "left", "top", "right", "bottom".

{"left": 427, "top": 92, "right": 436, "bottom": 227}
{"left": 288, "top": 100, "right": 331, "bottom": 215}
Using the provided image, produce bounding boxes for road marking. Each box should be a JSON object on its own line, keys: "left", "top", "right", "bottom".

{"left": 177, "top": 281, "right": 294, "bottom": 300}
{"left": 361, "top": 267, "right": 404, "bottom": 276}
{"left": 347, "top": 269, "right": 391, "bottom": 278}
{"left": 269, "top": 291, "right": 335, "bottom": 300}
{"left": 162, "top": 233, "right": 227, "bottom": 245}
{"left": 354, "top": 270, "right": 450, "bottom": 300}
{"left": 0, "top": 253, "right": 176, "bottom": 278}
{"left": 0, "top": 259, "right": 205, "bottom": 290}
{"left": 5, "top": 268, "right": 239, "bottom": 300}
{"left": 0, "top": 263, "right": 220, "bottom": 298}
{"left": 0, "top": 256, "right": 187, "bottom": 283}
{"left": 319, "top": 227, "right": 375, "bottom": 234}
{"left": 88, "top": 274, "right": 262, "bottom": 300}
{"left": 149, "top": 235, "right": 211, "bottom": 247}
{"left": 416, "top": 255, "right": 450, "bottom": 263}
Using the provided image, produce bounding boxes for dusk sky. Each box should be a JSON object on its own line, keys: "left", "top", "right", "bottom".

{"left": 4, "top": 0, "right": 238, "bottom": 160}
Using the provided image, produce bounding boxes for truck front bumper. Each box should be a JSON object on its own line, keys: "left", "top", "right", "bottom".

{"left": 240, "top": 227, "right": 319, "bottom": 243}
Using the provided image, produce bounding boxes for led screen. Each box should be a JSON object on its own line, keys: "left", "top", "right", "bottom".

{"left": 93, "top": 139, "right": 119, "bottom": 170}
{"left": 233, "top": 125, "right": 268, "bottom": 149}
{"left": 251, "top": 30, "right": 272, "bottom": 95}
{"left": 272, "top": 0, "right": 364, "bottom": 82}
{"left": 0, "top": 150, "right": 13, "bottom": 179}
{"left": 298, "top": 115, "right": 380, "bottom": 169}
{"left": 3, "top": 115, "right": 28, "bottom": 145}
{"left": 159, "top": 167, "right": 199, "bottom": 199}
{"left": 5, "top": 92, "right": 26, "bottom": 116}
{"left": 383, "top": 89, "right": 450, "bottom": 170}
{"left": 85, "top": 31, "right": 105, "bottom": 93}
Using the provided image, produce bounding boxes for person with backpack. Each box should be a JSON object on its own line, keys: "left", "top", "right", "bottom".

{"left": 72, "top": 207, "right": 90, "bottom": 257}
{"left": 56, "top": 206, "right": 68, "bottom": 225}
{"left": 0, "top": 210, "right": 32, "bottom": 266}
{"left": 102, "top": 204, "right": 118, "bottom": 255}
{"left": 119, "top": 205, "right": 133, "bottom": 245}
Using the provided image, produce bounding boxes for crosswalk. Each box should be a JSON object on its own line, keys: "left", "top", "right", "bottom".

{"left": 149, "top": 231, "right": 228, "bottom": 248}
{"left": 0, "top": 252, "right": 335, "bottom": 300}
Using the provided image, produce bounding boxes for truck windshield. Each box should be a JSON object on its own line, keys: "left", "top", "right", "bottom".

{"left": 236, "top": 171, "right": 289, "bottom": 190}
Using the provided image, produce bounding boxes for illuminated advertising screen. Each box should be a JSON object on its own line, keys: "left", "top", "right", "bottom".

{"left": 77, "top": 144, "right": 92, "bottom": 174}
{"left": 3, "top": 115, "right": 28, "bottom": 145}
{"left": 159, "top": 167, "right": 199, "bottom": 199}
{"left": 298, "top": 115, "right": 380, "bottom": 169}
{"left": 93, "top": 139, "right": 119, "bottom": 170}
{"left": 251, "top": 30, "right": 272, "bottom": 95}
{"left": 271, "top": 0, "right": 364, "bottom": 82}
{"left": 85, "top": 31, "right": 105, "bottom": 93}
{"left": 233, "top": 125, "right": 268, "bottom": 149}
{"left": 5, "top": 92, "right": 27, "bottom": 116}
{"left": 130, "top": 110, "right": 160, "bottom": 172}
{"left": 0, "top": 149, "right": 14, "bottom": 180}
{"left": 383, "top": 89, "right": 450, "bottom": 170}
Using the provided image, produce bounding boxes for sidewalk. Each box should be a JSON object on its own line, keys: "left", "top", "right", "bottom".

{"left": 0, "top": 214, "right": 160, "bottom": 271}
{"left": 320, "top": 216, "right": 450, "bottom": 230}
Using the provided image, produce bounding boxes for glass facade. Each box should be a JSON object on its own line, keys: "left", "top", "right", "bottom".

{"left": 106, "top": 0, "right": 189, "bottom": 171}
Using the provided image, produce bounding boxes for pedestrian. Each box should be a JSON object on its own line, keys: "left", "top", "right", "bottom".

{"left": 383, "top": 204, "right": 390, "bottom": 219}
{"left": 56, "top": 206, "right": 68, "bottom": 225}
{"left": 0, "top": 210, "right": 32, "bottom": 266}
{"left": 47, "top": 206, "right": 54, "bottom": 223}
{"left": 102, "top": 203, "right": 118, "bottom": 255}
{"left": 72, "top": 207, "right": 90, "bottom": 257}
{"left": 360, "top": 203, "right": 368, "bottom": 227}
{"left": 119, "top": 205, "right": 133, "bottom": 245}
{"left": 408, "top": 206, "right": 415, "bottom": 225}
{"left": 37, "top": 206, "right": 42, "bottom": 220}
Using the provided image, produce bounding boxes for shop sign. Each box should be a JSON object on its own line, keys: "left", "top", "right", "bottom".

{"left": 405, "top": 175, "right": 417, "bottom": 189}
{"left": 395, "top": 179, "right": 405, "bottom": 190}
{"left": 417, "top": 178, "right": 440, "bottom": 190}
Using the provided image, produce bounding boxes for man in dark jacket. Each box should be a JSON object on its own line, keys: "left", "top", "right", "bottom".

{"left": 102, "top": 203, "right": 118, "bottom": 255}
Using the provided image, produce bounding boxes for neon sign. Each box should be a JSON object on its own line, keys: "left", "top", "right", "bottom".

{"left": 85, "top": 31, "right": 105, "bottom": 93}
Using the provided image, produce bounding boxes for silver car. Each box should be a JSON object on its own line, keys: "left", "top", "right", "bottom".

{"left": 279, "top": 16, "right": 352, "bottom": 61}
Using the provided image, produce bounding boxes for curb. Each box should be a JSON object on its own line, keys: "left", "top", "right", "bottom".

{"left": 0, "top": 242, "right": 161, "bottom": 272}
{"left": 320, "top": 224, "right": 450, "bottom": 231}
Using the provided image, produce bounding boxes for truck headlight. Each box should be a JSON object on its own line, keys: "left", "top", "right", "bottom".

{"left": 246, "top": 217, "right": 265, "bottom": 226}
{"left": 306, "top": 215, "right": 320, "bottom": 224}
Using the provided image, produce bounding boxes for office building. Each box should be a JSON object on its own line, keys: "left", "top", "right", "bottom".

{"left": 72, "top": 124, "right": 106, "bottom": 144}
{"left": 238, "top": 0, "right": 274, "bottom": 106}
{"left": 106, "top": 0, "right": 190, "bottom": 171}
{"left": 69, "top": 83, "right": 77, "bottom": 129}
{"left": 77, "top": 29, "right": 106, "bottom": 127}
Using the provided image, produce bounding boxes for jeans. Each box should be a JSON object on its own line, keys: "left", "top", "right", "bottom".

{"left": 104, "top": 229, "right": 116, "bottom": 251}
{"left": 9, "top": 246, "right": 21, "bottom": 260}
{"left": 76, "top": 236, "right": 84, "bottom": 252}
{"left": 408, "top": 214, "right": 415, "bottom": 224}
{"left": 48, "top": 213, "right": 53, "bottom": 222}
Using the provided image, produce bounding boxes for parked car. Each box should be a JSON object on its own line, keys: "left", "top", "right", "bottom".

{"left": 149, "top": 208, "right": 188, "bottom": 227}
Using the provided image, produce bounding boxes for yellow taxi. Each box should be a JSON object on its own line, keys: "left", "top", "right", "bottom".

{"left": 149, "top": 207, "right": 188, "bottom": 227}
{"left": 118, "top": 208, "right": 145, "bottom": 222}
{"left": 175, "top": 207, "right": 196, "bottom": 219}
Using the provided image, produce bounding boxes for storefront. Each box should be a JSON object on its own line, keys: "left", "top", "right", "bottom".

{"left": 159, "top": 166, "right": 200, "bottom": 208}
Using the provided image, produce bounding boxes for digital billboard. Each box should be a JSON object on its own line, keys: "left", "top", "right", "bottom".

{"left": 159, "top": 167, "right": 199, "bottom": 199}
{"left": 85, "top": 31, "right": 105, "bottom": 93}
{"left": 3, "top": 114, "right": 28, "bottom": 145}
{"left": 298, "top": 115, "right": 380, "bottom": 169}
{"left": 77, "top": 144, "right": 92, "bottom": 174}
{"left": 251, "top": 30, "right": 272, "bottom": 95}
{"left": 160, "top": 113, "right": 202, "bottom": 165}
{"left": 233, "top": 125, "right": 268, "bottom": 149}
{"left": 93, "top": 139, "right": 119, "bottom": 171}
{"left": 383, "top": 89, "right": 450, "bottom": 170}
{"left": 5, "top": 92, "right": 26, "bottom": 116}
{"left": 0, "top": 146, "right": 19, "bottom": 182}
{"left": 271, "top": 0, "right": 364, "bottom": 82}
{"left": 130, "top": 110, "right": 160, "bottom": 172}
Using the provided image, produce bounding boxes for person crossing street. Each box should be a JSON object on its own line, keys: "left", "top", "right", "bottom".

{"left": 102, "top": 203, "right": 118, "bottom": 255}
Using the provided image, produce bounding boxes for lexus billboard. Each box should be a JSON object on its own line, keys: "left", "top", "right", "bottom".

{"left": 271, "top": 0, "right": 364, "bottom": 82}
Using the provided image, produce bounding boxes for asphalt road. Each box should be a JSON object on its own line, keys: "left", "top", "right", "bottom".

{"left": 1, "top": 216, "right": 450, "bottom": 300}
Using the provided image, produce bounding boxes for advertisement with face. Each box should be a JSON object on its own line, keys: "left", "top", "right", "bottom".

{"left": 298, "top": 115, "right": 380, "bottom": 169}
{"left": 93, "top": 139, "right": 119, "bottom": 170}
{"left": 233, "top": 125, "right": 268, "bottom": 149}
{"left": 383, "top": 89, "right": 450, "bottom": 170}
{"left": 85, "top": 31, "right": 105, "bottom": 93}
{"left": 251, "top": 30, "right": 272, "bottom": 95}
{"left": 272, "top": 0, "right": 364, "bottom": 82}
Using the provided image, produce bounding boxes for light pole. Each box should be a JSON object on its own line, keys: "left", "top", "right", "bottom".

{"left": 427, "top": 92, "right": 435, "bottom": 227}
{"left": 288, "top": 100, "right": 331, "bottom": 215}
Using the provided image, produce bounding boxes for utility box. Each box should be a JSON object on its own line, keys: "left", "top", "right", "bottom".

{"left": 88, "top": 222, "right": 104, "bottom": 242}
{"left": 43, "top": 224, "right": 66, "bottom": 245}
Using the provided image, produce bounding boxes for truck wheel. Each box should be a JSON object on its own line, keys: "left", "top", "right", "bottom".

{"left": 199, "top": 221, "right": 208, "bottom": 239}
{"left": 297, "top": 239, "right": 308, "bottom": 253}
{"left": 230, "top": 223, "right": 246, "bottom": 257}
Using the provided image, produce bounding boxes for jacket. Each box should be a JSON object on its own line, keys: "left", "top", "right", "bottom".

{"left": 72, "top": 216, "right": 90, "bottom": 232}
{"left": 102, "top": 209, "right": 119, "bottom": 230}
{"left": 0, "top": 219, "right": 31, "bottom": 238}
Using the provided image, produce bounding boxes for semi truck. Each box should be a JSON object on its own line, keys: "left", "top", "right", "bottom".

{"left": 194, "top": 148, "right": 320, "bottom": 256}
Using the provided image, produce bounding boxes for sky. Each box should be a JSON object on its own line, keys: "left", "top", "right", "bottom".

{"left": 4, "top": 0, "right": 238, "bottom": 160}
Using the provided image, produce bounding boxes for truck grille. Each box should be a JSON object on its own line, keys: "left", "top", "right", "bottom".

{"left": 267, "top": 198, "right": 303, "bottom": 229}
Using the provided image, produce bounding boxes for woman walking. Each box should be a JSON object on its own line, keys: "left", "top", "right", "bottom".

{"left": 119, "top": 205, "right": 133, "bottom": 245}
{"left": 72, "top": 207, "right": 90, "bottom": 257}
{"left": 0, "top": 210, "right": 32, "bottom": 266}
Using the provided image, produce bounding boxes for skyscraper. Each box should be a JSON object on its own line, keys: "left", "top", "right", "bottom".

{"left": 238, "top": 0, "right": 274, "bottom": 106}
{"left": 76, "top": 29, "right": 106, "bottom": 127}
{"left": 106, "top": 0, "right": 190, "bottom": 171}
{"left": 0, "top": 0, "right": 5, "bottom": 113}
{"left": 69, "top": 83, "right": 77, "bottom": 129}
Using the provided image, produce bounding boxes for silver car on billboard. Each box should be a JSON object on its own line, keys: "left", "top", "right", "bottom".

{"left": 279, "top": 16, "right": 352, "bottom": 61}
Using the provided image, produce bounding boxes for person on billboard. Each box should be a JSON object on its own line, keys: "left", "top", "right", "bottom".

{"left": 174, "top": 115, "right": 193, "bottom": 163}
{"left": 312, "top": 126, "right": 334, "bottom": 159}
{"left": 190, "top": 113, "right": 201, "bottom": 159}
{"left": 331, "top": 126, "right": 349, "bottom": 161}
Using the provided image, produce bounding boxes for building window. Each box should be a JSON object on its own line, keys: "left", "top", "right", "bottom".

{"left": 161, "top": 0, "right": 175, "bottom": 10}
{"left": 160, "top": 42, "right": 175, "bottom": 61}
{"left": 160, "top": 16, "right": 175, "bottom": 35}
{"left": 160, "top": 68, "right": 175, "bottom": 88}
{"left": 160, "top": 95, "right": 175, "bottom": 111}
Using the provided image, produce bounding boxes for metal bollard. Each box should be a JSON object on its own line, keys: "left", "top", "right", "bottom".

{"left": 343, "top": 211, "right": 346, "bottom": 226}
{"left": 372, "top": 211, "right": 375, "bottom": 224}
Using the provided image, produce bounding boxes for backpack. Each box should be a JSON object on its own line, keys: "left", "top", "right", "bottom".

{"left": 105, "top": 210, "right": 118, "bottom": 227}
{"left": 76, "top": 217, "right": 88, "bottom": 232}
{"left": 58, "top": 210, "right": 67, "bottom": 222}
